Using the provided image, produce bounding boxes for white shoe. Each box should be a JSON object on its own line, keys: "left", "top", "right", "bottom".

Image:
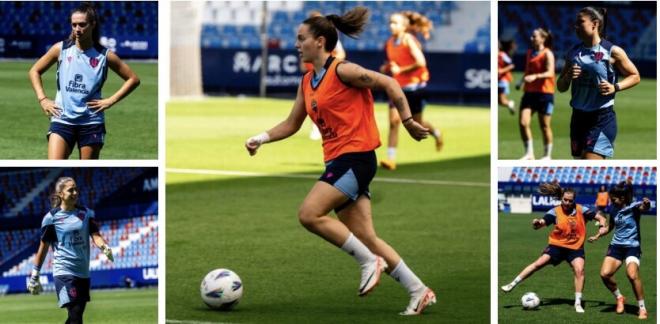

{"left": 539, "top": 155, "right": 551, "bottom": 160}
{"left": 575, "top": 303, "right": 585, "bottom": 313}
{"left": 519, "top": 154, "right": 535, "bottom": 160}
{"left": 501, "top": 283, "right": 515, "bottom": 293}
{"left": 507, "top": 101, "right": 516, "bottom": 115}
{"left": 358, "top": 256, "right": 386, "bottom": 296}
{"left": 400, "top": 287, "right": 437, "bottom": 315}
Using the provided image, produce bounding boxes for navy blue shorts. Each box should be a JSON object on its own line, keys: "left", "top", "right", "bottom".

{"left": 47, "top": 122, "right": 106, "bottom": 149}
{"left": 319, "top": 151, "right": 376, "bottom": 210}
{"left": 54, "top": 275, "right": 90, "bottom": 308}
{"left": 543, "top": 245, "right": 585, "bottom": 266}
{"left": 570, "top": 106, "right": 616, "bottom": 158}
{"left": 520, "top": 92, "right": 554, "bottom": 115}
{"left": 391, "top": 88, "right": 426, "bottom": 115}
{"left": 606, "top": 244, "right": 641, "bottom": 262}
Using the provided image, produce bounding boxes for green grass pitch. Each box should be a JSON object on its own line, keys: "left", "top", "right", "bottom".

{"left": 166, "top": 97, "right": 490, "bottom": 323}
{"left": 498, "top": 72, "right": 656, "bottom": 159}
{"left": 499, "top": 212, "right": 656, "bottom": 323}
{"left": 0, "top": 288, "right": 157, "bottom": 323}
{"left": 0, "top": 60, "right": 157, "bottom": 159}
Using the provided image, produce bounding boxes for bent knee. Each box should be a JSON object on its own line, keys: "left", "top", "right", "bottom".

{"left": 297, "top": 207, "right": 318, "bottom": 229}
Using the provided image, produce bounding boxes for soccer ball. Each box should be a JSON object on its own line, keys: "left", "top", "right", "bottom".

{"left": 200, "top": 268, "right": 243, "bottom": 310}
{"left": 521, "top": 292, "right": 540, "bottom": 309}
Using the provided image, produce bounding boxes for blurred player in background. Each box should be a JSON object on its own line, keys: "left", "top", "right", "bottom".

{"left": 557, "top": 7, "right": 640, "bottom": 160}
{"left": 501, "top": 182, "right": 607, "bottom": 313}
{"left": 379, "top": 11, "right": 442, "bottom": 171}
{"left": 595, "top": 185, "right": 609, "bottom": 213}
{"left": 245, "top": 7, "right": 437, "bottom": 315}
{"left": 301, "top": 11, "right": 346, "bottom": 141}
{"left": 517, "top": 28, "right": 555, "bottom": 160}
{"left": 588, "top": 182, "right": 650, "bottom": 319}
{"left": 498, "top": 40, "right": 516, "bottom": 114}
{"left": 27, "top": 177, "right": 114, "bottom": 324}
{"left": 29, "top": 3, "right": 140, "bottom": 160}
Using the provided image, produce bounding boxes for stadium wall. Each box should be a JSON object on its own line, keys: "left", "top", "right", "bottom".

{"left": 0, "top": 34, "right": 158, "bottom": 59}
{"left": 201, "top": 48, "right": 490, "bottom": 105}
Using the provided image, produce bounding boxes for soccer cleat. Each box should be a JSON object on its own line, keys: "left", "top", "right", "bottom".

{"left": 539, "top": 155, "right": 552, "bottom": 160}
{"left": 616, "top": 295, "right": 625, "bottom": 314}
{"left": 380, "top": 159, "right": 396, "bottom": 171}
{"left": 639, "top": 308, "right": 648, "bottom": 320}
{"left": 519, "top": 153, "right": 535, "bottom": 160}
{"left": 501, "top": 283, "right": 515, "bottom": 293}
{"left": 358, "top": 256, "right": 387, "bottom": 296}
{"left": 507, "top": 101, "right": 516, "bottom": 115}
{"left": 400, "top": 287, "right": 437, "bottom": 315}
{"left": 575, "top": 302, "right": 585, "bottom": 313}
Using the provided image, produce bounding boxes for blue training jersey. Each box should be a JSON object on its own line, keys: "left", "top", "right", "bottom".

{"left": 566, "top": 40, "right": 616, "bottom": 112}
{"left": 53, "top": 40, "right": 109, "bottom": 125}
{"left": 40, "top": 206, "right": 98, "bottom": 278}
{"left": 610, "top": 201, "right": 642, "bottom": 247}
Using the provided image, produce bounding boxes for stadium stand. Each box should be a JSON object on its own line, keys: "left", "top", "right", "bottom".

{"left": 508, "top": 166, "right": 657, "bottom": 186}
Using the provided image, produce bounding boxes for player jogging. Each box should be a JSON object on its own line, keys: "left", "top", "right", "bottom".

{"left": 498, "top": 40, "right": 516, "bottom": 114}
{"left": 245, "top": 7, "right": 436, "bottom": 315}
{"left": 517, "top": 28, "right": 555, "bottom": 160}
{"left": 27, "top": 177, "right": 114, "bottom": 324}
{"left": 588, "top": 182, "right": 650, "bottom": 320}
{"left": 379, "top": 11, "right": 442, "bottom": 171}
{"left": 557, "top": 7, "right": 640, "bottom": 159}
{"left": 501, "top": 182, "right": 607, "bottom": 313}
{"left": 28, "top": 3, "right": 140, "bottom": 159}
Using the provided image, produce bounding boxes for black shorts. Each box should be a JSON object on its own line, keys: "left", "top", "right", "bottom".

{"left": 319, "top": 151, "right": 377, "bottom": 209}
{"left": 570, "top": 106, "right": 616, "bottom": 158}
{"left": 390, "top": 88, "right": 426, "bottom": 115}
{"left": 606, "top": 244, "right": 641, "bottom": 263}
{"left": 54, "top": 275, "right": 91, "bottom": 308}
{"left": 543, "top": 245, "right": 585, "bottom": 266}
{"left": 520, "top": 92, "right": 554, "bottom": 115}
{"left": 47, "top": 122, "right": 106, "bottom": 149}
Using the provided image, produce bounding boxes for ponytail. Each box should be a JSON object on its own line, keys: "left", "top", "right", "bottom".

{"left": 535, "top": 27, "right": 553, "bottom": 49}
{"left": 401, "top": 11, "right": 434, "bottom": 40}
{"left": 538, "top": 182, "right": 575, "bottom": 200}
{"left": 304, "top": 6, "right": 369, "bottom": 52}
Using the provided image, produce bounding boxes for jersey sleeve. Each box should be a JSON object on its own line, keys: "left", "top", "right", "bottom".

{"left": 40, "top": 213, "right": 57, "bottom": 244}
{"left": 631, "top": 201, "right": 643, "bottom": 219}
{"left": 543, "top": 208, "right": 557, "bottom": 225}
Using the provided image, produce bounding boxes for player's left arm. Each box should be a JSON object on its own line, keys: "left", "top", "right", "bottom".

{"left": 87, "top": 51, "right": 141, "bottom": 113}
{"left": 587, "top": 211, "right": 610, "bottom": 242}
{"left": 599, "top": 46, "right": 640, "bottom": 96}
{"left": 336, "top": 62, "right": 429, "bottom": 141}
{"left": 524, "top": 51, "right": 555, "bottom": 83}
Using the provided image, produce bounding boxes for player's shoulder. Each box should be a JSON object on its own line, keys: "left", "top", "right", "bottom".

{"left": 42, "top": 207, "right": 60, "bottom": 225}
{"left": 600, "top": 39, "right": 615, "bottom": 51}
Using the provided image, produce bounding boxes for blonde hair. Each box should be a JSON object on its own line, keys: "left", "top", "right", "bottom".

{"left": 50, "top": 177, "right": 75, "bottom": 208}
{"left": 398, "top": 11, "right": 434, "bottom": 40}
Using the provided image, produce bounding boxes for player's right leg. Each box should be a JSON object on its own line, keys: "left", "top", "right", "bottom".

{"left": 599, "top": 255, "right": 624, "bottom": 313}
{"left": 538, "top": 113, "right": 553, "bottom": 160}
{"left": 624, "top": 258, "right": 646, "bottom": 319}
{"left": 65, "top": 301, "right": 87, "bottom": 324}
{"left": 518, "top": 107, "right": 534, "bottom": 159}
{"left": 570, "top": 257, "right": 586, "bottom": 313}
{"left": 381, "top": 107, "right": 400, "bottom": 170}
{"left": 501, "top": 253, "right": 551, "bottom": 292}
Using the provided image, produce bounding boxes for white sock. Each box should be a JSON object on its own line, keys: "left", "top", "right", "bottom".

{"left": 511, "top": 275, "right": 522, "bottom": 286}
{"left": 387, "top": 147, "right": 396, "bottom": 160}
{"left": 524, "top": 140, "right": 533, "bottom": 155}
{"left": 575, "top": 292, "right": 582, "bottom": 304}
{"left": 432, "top": 129, "right": 441, "bottom": 139}
{"left": 544, "top": 143, "right": 553, "bottom": 157}
{"left": 390, "top": 260, "right": 425, "bottom": 295}
{"left": 613, "top": 288, "right": 622, "bottom": 298}
{"left": 340, "top": 233, "right": 376, "bottom": 267}
{"left": 639, "top": 299, "right": 646, "bottom": 309}
{"left": 508, "top": 100, "right": 515, "bottom": 109}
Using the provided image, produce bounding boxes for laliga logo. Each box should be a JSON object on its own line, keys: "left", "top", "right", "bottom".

{"left": 143, "top": 268, "right": 158, "bottom": 280}
{"left": 532, "top": 196, "right": 560, "bottom": 206}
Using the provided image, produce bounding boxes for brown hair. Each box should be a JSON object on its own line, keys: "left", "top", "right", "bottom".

{"left": 50, "top": 177, "right": 75, "bottom": 208}
{"left": 400, "top": 11, "right": 433, "bottom": 40}
{"left": 609, "top": 181, "right": 634, "bottom": 205}
{"left": 538, "top": 182, "right": 575, "bottom": 200}
{"left": 303, "top": 6, "right": 369, "bottom": 52}
{"left": 534, "top": 27, "right": 553, "bottom": 49}
{"left": 579, "top": 6, "right": 608, "bottom": 38}
{"left": 68, "top": 2, "right": 101, "bottom": 47}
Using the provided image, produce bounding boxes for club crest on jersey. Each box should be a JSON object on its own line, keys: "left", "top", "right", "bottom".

{"left": 593, "top": 52, "right": 604, "bottom": 62}
{"left": 90, "top": 57, "right": 100, "bottom": 68}
{"left": 67, "top": 56, "right": 73, "bottom": 63}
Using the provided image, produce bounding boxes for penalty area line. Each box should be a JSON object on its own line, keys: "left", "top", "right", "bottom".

{"left": 166, "top": 168, "right": 488, "bottom": 188}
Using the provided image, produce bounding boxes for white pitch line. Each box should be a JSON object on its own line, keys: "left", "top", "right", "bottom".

{"left": 166, "top": 168, "right": 489, "bottom": 188}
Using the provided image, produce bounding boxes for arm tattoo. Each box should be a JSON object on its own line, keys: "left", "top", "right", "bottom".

{"left": 358, "top": 73, "right": 373, "bottom": 84}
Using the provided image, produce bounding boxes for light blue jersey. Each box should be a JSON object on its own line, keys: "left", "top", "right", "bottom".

{"left": 610, "top": 201, "right": 642, "bottom": 247}
{"left": 567, "top": 40, "right": 616, "bottom": 112}
{"left": 41, "top": 206, "right": 97, "bottom": 278}
{"left": 53, "top": 40, "right": 109, "bottom": 125}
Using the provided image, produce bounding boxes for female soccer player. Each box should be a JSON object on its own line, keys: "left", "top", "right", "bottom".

{"left": 517, "top": 28, "right": 555, "bottom": 160}
{"left": 27, "top": 177, "right": 114, "bottom": 324}
{"left": 588, "top": 182, "right": 650, "bottom": 319}
{"left": 498, "top": 40, "right": 516, "bottom": 114}
{"left": 379, "top": 11, "right": 442, "bottom": 171}
{"left": 29, "top": 3, "right": 140, "bottom": 160}
{"left": 501, "top": 182, "right": 607, "bottom": 313}
{"left": 245, "top": 7, "right": 435, "bottom": 315}
{"left": 557, "top": 7, "right": 640, "bottom": 159}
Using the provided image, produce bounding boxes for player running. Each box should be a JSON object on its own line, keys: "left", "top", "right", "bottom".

{"left": 588, "top": 182, "right": 650, "bottom": 319}
{"left": 498, "top": 40, "right": 516, "bottom": 114}
{"left": 501, "top": 182, "right": 607, "bottom": 313}
{"left": 557, "top": 7, "right": 640, "bottom": 159}
{"left": 245, "top": 7, "right": 436, "bottom": 315}
{"left": 27, "top": 177, "right": 114, "bottom": 324}
{"left": 379, "top": 11, "right": 442, "bottom": 171}
{"left": 517, "top": 28, "right": 555, "bottom": 160}
{"left": 29, "top": 3, "right": 140, "bottom": 159}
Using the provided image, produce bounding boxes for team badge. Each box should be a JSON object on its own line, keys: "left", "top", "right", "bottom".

{"left": 67, "top": 56, "right": 72, "bottom": 63}
{"left": 593, "top": 52, "right": 604, "bottom": 62}
{"left": 90, "top": 57, "right": 99, "bottom": 68}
